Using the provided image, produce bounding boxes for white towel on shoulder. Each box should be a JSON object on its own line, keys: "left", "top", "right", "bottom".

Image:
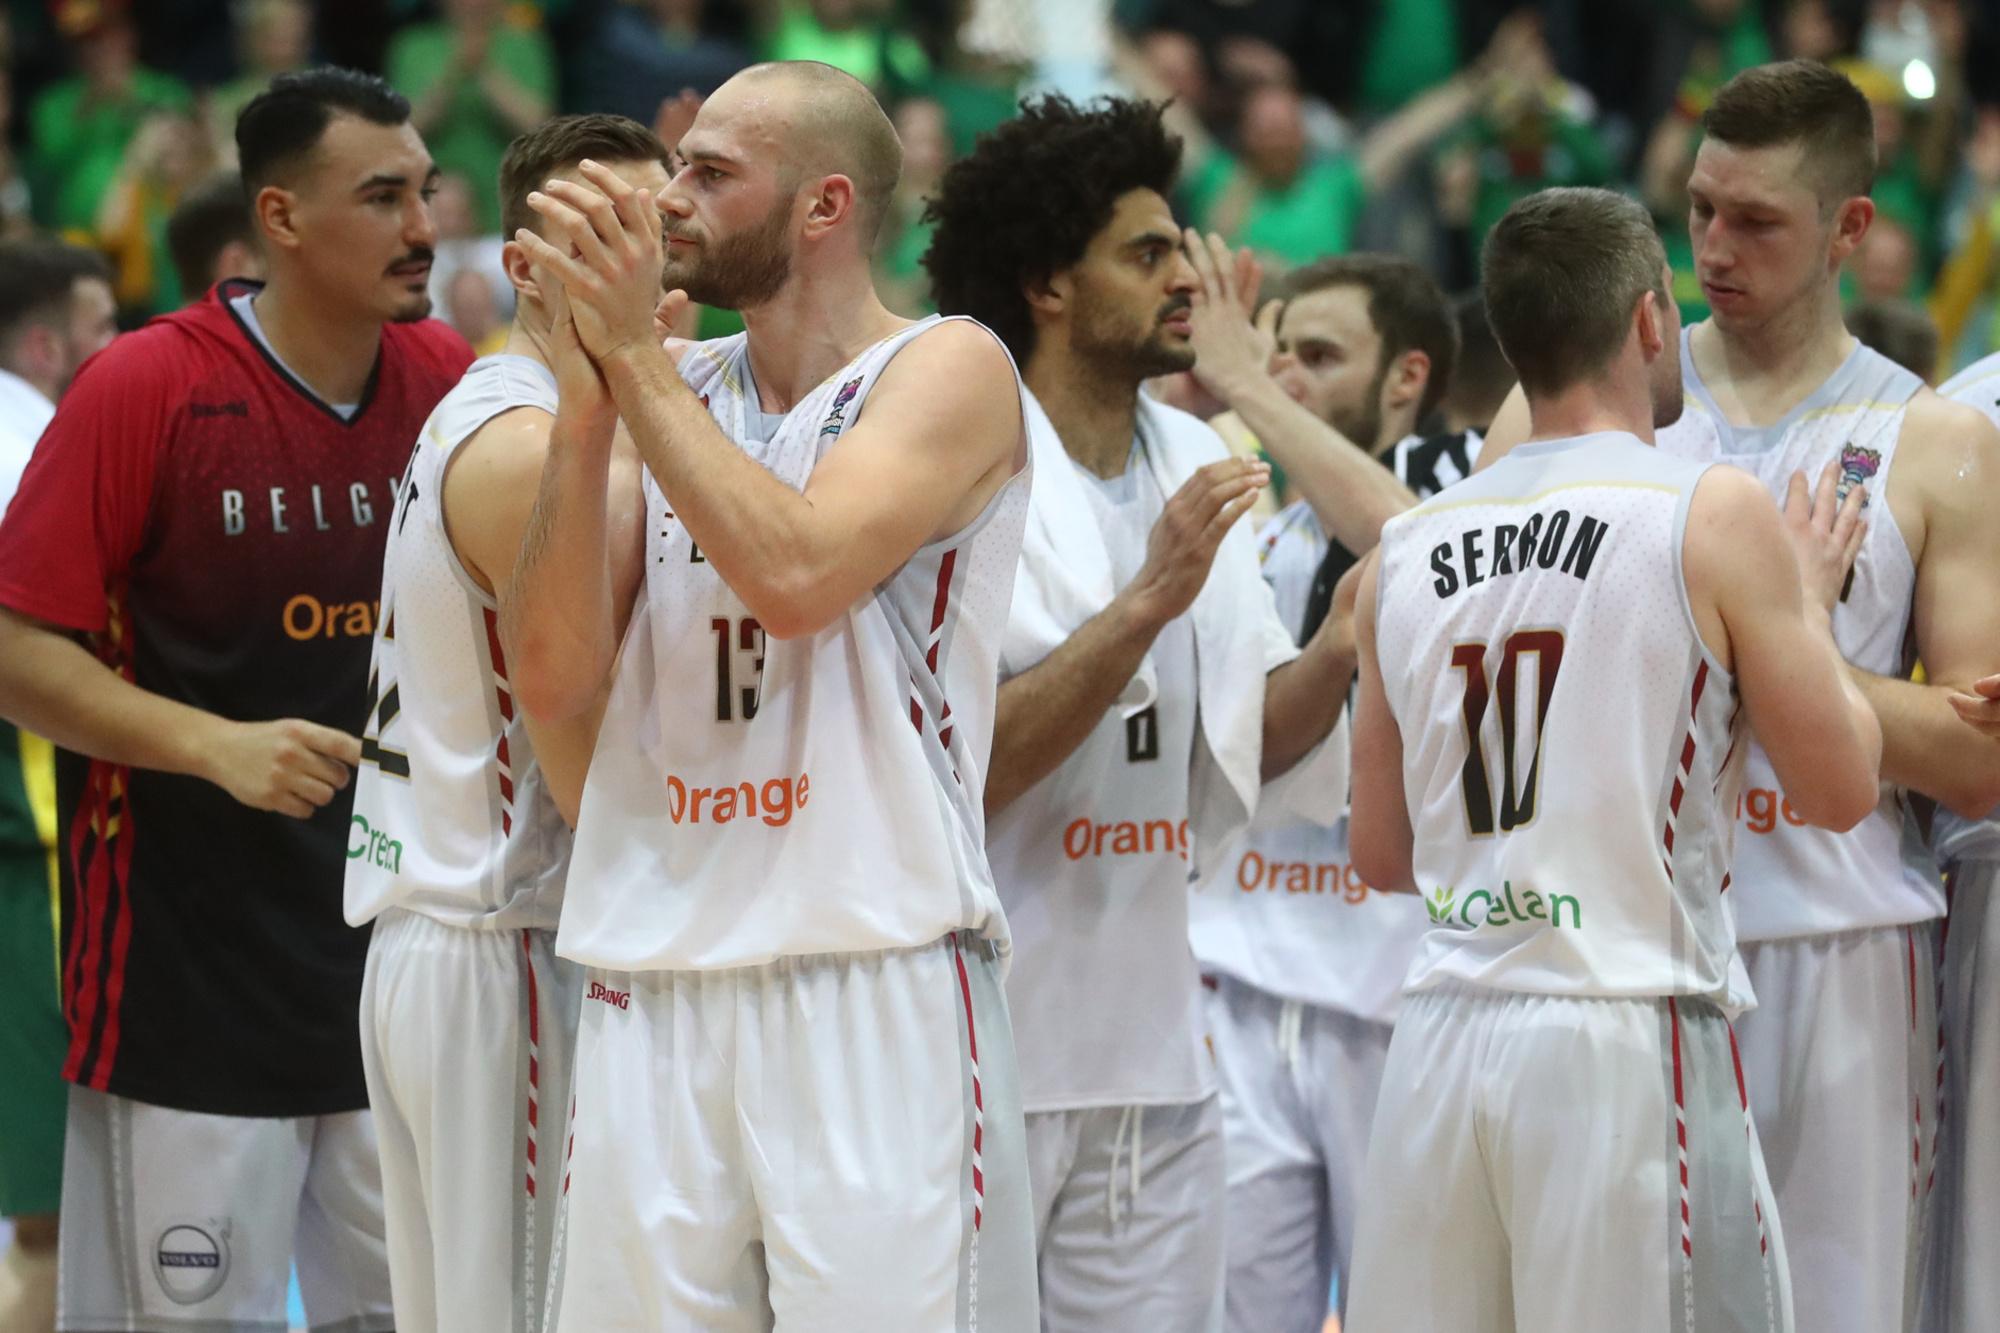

{"left": 1002, "top": 389, "right": 1324, "bottom": 873}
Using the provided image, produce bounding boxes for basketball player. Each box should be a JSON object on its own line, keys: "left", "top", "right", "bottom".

{"left": 1346, "top": 184, "right": 1882, "bottom": 1333}
{"left": 167, "top": 173, "right": 263, "bottom": 307}
{"left": 1180, "top": 248, "right": 1462, "bottom": 1330}
{"left": 508, "top": 61, "right": 1037, "bottom": 1329}
{"left": 0, "top": 70, "right": 471, "bottom": 1331}
{"left": 1916, "top": 350, "right": 2000, "bottom": 1333}
{"left": 1479, "top": 63, "right": 2000, "bottom": 1333}
{"left": 0, "top": 239, "right": 114, "bottom": 1333}
{"left": 343, "top": 115, "right": 668, "bottom": 1333}
{"left": 924, "top": 95, "right": 1349, "bottom": 1332}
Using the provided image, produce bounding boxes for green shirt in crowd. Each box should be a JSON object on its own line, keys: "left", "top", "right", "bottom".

{"left": 388, "top": 23, "right": 557, "bottom": 233}
{"left": 1183, "top": 151, "right": 1368, "bottom": 270}
{"left": 29, "top": 69, "right": 193, "bottom": 234}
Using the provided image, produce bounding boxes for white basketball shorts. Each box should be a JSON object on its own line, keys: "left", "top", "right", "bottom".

{"left": 547, "top": 931, "right": 1035, "bottom": 1332}
{"left": 56, "top": 1086, "right": 392, "bottom": 1332}
{"left": 1923, "top": 869, "right": 1998, "bottom": 1333}
{"left": 1025, "top": 1096, "right": 1225, "bottom": 1333}
{"left": 1734, "top": 923, "right": 1940, "bottom": 1333}
{"left": 1345, "top": 985, "right": 1792, "bottom": 1333}
{"left": 1203, "top": 971, "right": 1391, "bottom": 1330}
{"left": 360, "top": 908, "right": 581, "bottom": 1333}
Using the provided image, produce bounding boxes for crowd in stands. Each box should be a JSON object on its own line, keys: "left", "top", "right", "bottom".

{"left": 4, "top": 0, "right": 2000, "bottom": 380}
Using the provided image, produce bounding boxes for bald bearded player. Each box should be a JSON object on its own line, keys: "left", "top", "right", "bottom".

{"left": 509, "top": 63, "right": 1037, "bottom": 1331}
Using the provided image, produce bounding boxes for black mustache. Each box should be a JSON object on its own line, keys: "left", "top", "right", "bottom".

{"left": 1159, "top": 296, "right": 1192, "bottom": 320}
{"left": 387, "top": 248, "right": 436, "bottom": 272}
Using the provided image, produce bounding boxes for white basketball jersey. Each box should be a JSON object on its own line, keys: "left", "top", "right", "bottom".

{"left": 556, "top": 317, "right": 1031, "bottom": 971}
{"left": 1379, "top": 433, "right": 1746, "bottom": 1001}
{"left": 1660, "top": 329, "right": 1940, "bottom": 936}
{"left": 1188, "top": 501, "right": 1428, "bottom": 1022}
{"left": 344, "top": 355, "right": 570, "bottom": 930}
{"left": 1932, "top": 352, "right": 2000, "bottom": 867}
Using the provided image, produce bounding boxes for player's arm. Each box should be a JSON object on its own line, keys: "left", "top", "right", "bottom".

{"left": 1469, "top": 383, "right": 1532, "bottom": 473}
{"left": 1347, "top": 550, "right": 1416, "bottom": 892}
{"left": 518, "top": 163, "right": 1020, "bottom": 640}
{"left": 1686, "top": 465, "right": 1881, "bottom": 830}
{"left": 1849, "top": 396, "right": 2000, "bottom": 818}
{"left": 0, "top": 610, "right": 360, "bottom": 819}
{"left": 1183, "top": 231, "right": 1418, "bottom": 554}
{"left": 0, "top": 336, "right": 357, "bottom": 819}
{"left": 443, "top": 405, "right": 644, "bottom": 826}
{"left": 986, "top": 460, "right": 1266, "bottom": 817}
{"left": 1260, "top": 558, "right": 1361, "bottom": 780}
{"left": 504, "top": 279, "right": 641, "bottom": 726}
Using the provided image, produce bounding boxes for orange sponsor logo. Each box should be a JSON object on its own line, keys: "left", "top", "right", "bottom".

{"left": 1062, "top": 817, "right": 1190, "bottom": 862}
{"left": 282, "top": 594, "right": 379, "bottom": 640}
{"left": 1235, "top": 850, "right": 1376, "bottom": 903}
{"left": 665, "top": 772, "right": 809, "bottom": 826}
{"left": 1737, "top": 786, "right": 1807, "bottom": 836}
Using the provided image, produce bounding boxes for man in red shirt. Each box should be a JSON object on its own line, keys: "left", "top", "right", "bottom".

{"left": 0, "top": 69, "right": 471, "bottom": 1331}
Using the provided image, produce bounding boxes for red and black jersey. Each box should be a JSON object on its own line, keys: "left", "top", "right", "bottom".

{"left": 0, "top": 279, "right": 472, "bottom": 1117}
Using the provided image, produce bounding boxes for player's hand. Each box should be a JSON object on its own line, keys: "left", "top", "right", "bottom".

{"left": 1124, "top": 458, "right": 1267, "bottom": 628}
{"left": 532, "top": 259, "right": 617, "bottom": 432}
{"left": 654, "top": 288, "right": 694, "bottom": 345}
{"left": 1948, "top": 673, "right": 2000, "bottom": 740}
{"left": 517, "top": 160, "right": 666, "bottom": 363}
{"left": 205, "top": 718, "right": 361, "bottom": 820}
{"left": 1184, "top": 229, "right": 1277, "bottom": 403}
{"left": 1780, "top": 462, "right": 1866, "bottom": 613}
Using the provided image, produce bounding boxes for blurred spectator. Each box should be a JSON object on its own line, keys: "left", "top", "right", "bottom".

{"left": 0, "top": 65, "right": 37, "bottom": 241}
{"left": 94, "top": 109, "right": 216, "bottom": 315}
{"left": 568, "top": 0, "right": 750, "bottom": 127}
{"left": 760, "top": 0, "right": 930, "bottom": 98}
{"left": 1855, "top": 213, "right": 1922, "bottom": 303}
{"left": 1931, "top": 104, "right": 2000, "bottom": 361}
{"left": 443, "top": 266, "right": 506, "bottom": 353}
{"left": 206, "top": 0, "right": 315, "bottom": 163}
{"left": 388, "top": 0, "right": 556, "bottom": 233}
{"left": 1135, "top": 0, "right": 1353, "bottom": 108}
{"left": 166, "top": 172, "right": 261, "bottom": 304}
{"left": 1168, "top": 13, "right": 1544, "bottom": 270}
{"left": 1847, "top": 297, "right": 1940, "bottom": 380}
{"left": 1444, "top": 288, "right": 1511, "bottom": 435}
{"left": 1432, "top": 19, "right": 1611, "bottom": 280}
{"left": 0, "top": 239, "right": 116, "bottom": 493}
{"left": 425, "top": 171, "right": 513, "bottom": 322}
{"left": 876, "top": 96, "right": 950, "bottom": 315}
{"left": 27, "top": 0, "right": 194, "bottom": 237}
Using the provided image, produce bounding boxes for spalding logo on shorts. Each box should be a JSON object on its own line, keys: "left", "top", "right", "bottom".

{"left": 154, "top": 1223, "right": 229, "bottom": 1305}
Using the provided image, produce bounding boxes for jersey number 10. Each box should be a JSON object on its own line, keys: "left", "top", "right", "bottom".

{"left": 1449, "top": 630, "right": 1565, "bottom": 835}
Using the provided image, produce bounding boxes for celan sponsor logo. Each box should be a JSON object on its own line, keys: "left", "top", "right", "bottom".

{"left": 664, "top": 772, "right": 808, "bottom": 826}
{"left": 1062, "top": 817, "right": 1190, "bottom": 862}
{"left": 154, "top": 1223, "right": 229, "bottom": 1305}
{"left": 347, "top": 814, "right": 403, "bottom": 873}
{"left": 1425, "top": 880, "right": 1582, "bottom": 930}
{"left": 587, "top": 981, "right": 630, "bottom": 1009}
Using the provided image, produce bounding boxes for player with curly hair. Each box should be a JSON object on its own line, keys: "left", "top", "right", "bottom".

{"left": 925, "top": 96, "right": 1352, "bottom": 1332}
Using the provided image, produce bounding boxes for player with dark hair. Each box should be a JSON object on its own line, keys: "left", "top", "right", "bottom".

{"left": 1348, "top": 183, "right": 1881, "bottom": 1333}
{"left": 1480, "top": 61, "right": 2000, "bottom": 1333}
{"left": 166, "top": 172, "right": 262, "bottom": 304}
{"left": 926, "top": 94, "right": 1350, "bottom": 1330}
{"left": 0, "top": 67, "right": 470, "bottom": 1330}
{"left": 0, "top": 236, "right": 114, "bottom": 1333}
{"left": 345, "top": 112, "right": 670, "bottom": 1333}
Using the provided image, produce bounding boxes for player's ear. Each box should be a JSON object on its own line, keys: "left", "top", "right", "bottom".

{"left": 253, "top": 184, "right": 303, "bottom": 254}
{"left": 500, "top": 238, "right": 540, "bottom": 303}
{"left": 1385, "top": 348, "right": 1431, "bottom": 411}
{"left": 1024, "top": 269, "right": 1069, "bottom": 321}
{"left": 802, "top": 174, "right": 855, "bottom": 241}
{"left": 1635, "top": 289, "right": 1665, "bottom": 361}
{"left": 1829, "top": 195, "right": 1874, "bottom": 265}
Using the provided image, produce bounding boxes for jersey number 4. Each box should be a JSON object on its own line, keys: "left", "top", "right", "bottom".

{"left": 1449, "top": 630, "right": 1564, "bottom": 835}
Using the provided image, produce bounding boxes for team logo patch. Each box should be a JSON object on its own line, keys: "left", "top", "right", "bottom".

{"left": 820, "top": 376, "right": 864, "bottom": 436}
{"left": 1836, "top": 443, "right": 1881, "bottom": 507}
{"left": 154, "top": 1223, "right": 229, "bottom": 1305}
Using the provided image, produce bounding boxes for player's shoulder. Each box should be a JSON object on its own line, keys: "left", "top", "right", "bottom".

{"left": 60, "top": 310, "right": 219, "bottom": 412}
{"left": 885, "top": 315, "right": 1019, "bottom": 389}
{"left": 1894, "top": 385, "right": 2000, "bottom": 489}
{"left": 383, "top": 317, "right": 477, "bottom": 383}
